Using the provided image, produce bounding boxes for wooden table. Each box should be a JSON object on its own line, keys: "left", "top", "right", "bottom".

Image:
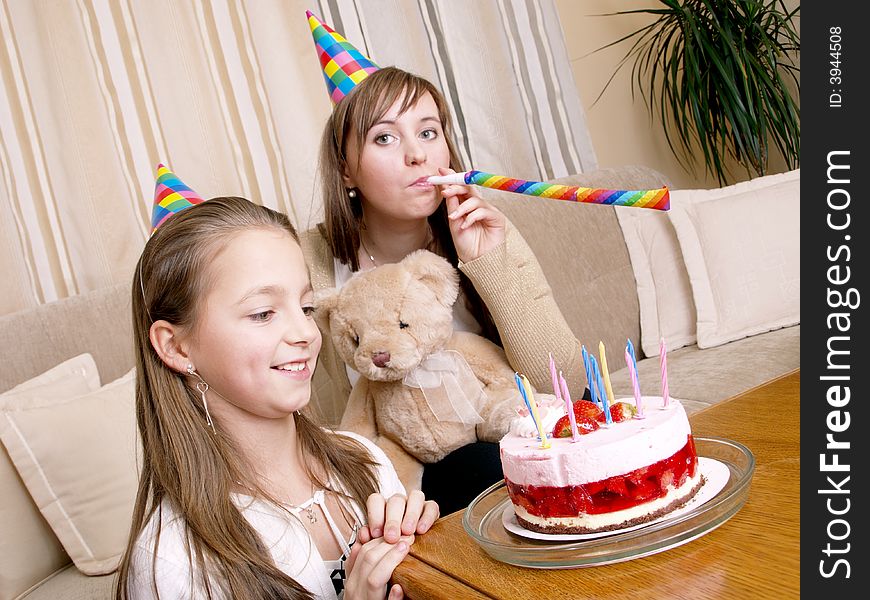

{"left": 392, "top": 370, "right": 800, "bottom": 600}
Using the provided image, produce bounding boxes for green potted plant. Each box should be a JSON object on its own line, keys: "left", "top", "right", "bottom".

{"left": 597, "top": 0, "right": 800, "bottom": 184}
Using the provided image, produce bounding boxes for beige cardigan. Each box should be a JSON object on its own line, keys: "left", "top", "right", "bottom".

{"left": 300, "top": 219, "right": 584, "bottom": 426}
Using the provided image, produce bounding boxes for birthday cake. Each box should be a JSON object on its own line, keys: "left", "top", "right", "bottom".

{"left": 499, "top": 396, "right": 702, "bottom": 534}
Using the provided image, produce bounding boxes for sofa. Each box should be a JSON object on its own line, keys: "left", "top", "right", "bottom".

{"left": 0, "top": 165, "right": 799, "bottom": 599}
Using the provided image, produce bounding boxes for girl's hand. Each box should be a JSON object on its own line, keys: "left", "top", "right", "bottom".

{"left": 438, "top": 166, "right": 507, "bottom": 263}
{"left": 358, "top": 490, "right": 440, "bottom": 544}
{"left": 344, "top": 536, "right": 412, "bottom": 600}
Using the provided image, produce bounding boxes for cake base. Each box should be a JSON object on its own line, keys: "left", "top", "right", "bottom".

{"left": 512, "top": 474, "right": 705, "bottom": 535}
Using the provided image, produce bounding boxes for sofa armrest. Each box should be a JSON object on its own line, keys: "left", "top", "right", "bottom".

{"left": 0, "top": 283, "right": 133, "bottom": 393}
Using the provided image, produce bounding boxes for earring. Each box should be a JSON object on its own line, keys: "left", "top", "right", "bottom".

{"left": 186, "top": 365, "right": 216, "bottom": 434}
{"left": 347, "top": 188, "right": 357, "bottom": 199}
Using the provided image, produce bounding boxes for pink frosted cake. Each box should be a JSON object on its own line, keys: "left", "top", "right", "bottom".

{"left": 499, "top": 396, "right": 703, "bottom": 534}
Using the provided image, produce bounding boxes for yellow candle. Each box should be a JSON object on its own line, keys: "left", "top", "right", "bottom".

{"left": 598, "top": 341, "right": 617, "bottom": 413}
{"left": 521, "top": 374, "right": 550, "bottom": 449}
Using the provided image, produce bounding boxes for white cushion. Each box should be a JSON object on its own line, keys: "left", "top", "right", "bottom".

{"left": 0, "top": 368, "right": 139, "bottom": 576}
{"left": 667, "top": 170, "right": 800, "bottom": 348}
{"left": 615, "top": 205, "right": 696, "bottom": 357}
{"left": 0, "top": 354, "right": 99, "bottom": 597}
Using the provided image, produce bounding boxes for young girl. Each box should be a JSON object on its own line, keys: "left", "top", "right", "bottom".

{"left": 116, "top": 195, "right": 438, "bottom": 599}
{"left": 302, "top": 15, "right": 584, "bottom": 513}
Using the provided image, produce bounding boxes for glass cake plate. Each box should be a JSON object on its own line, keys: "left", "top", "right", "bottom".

{"left": 462, "top": 436, "right": 754, "bottom": 568}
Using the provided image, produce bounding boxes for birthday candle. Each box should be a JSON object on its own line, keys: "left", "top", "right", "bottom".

{"left": 559, "top": 372, "right": 579, "bottom": 441}
{"left": 520, "top": 373, "right": 550, "bottom": 449}
{"left": 514, "top": 372, "right": 535, "bottom": 422}
{"left": 598, "top": 342, "right": 617, "bottom": 422}
{"left": 591, "top": 356, "right": 611, "bottom": 425}
{"left": 626, "top": 339, "right": 639, "bottom": 378}
{"left": 581, "top": 345, "right": 595, "bottom": 405}
{"left": 625, "top": 348, "right": 646, "bottom": 418}
{"left": 587, "top": 353, "right": 600, "bottom": 408}
{"left": 660, "top": 337, "right": 670, "bottom": 407}
{"left": 548, "top": 352, "right": 562, "bottom": 401}
{"left": 427, "top": 170, "right": 670, "bottom": 211}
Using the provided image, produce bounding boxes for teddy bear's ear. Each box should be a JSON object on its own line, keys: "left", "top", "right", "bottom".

{"left": 401, "top": 249, "right": 459, "bottom": 307}
{"left": 314, "top": 287, "right": 339, "bottom": 329}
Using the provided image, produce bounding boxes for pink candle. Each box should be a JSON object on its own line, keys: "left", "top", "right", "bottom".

{"left": 660, "top": 337, "right": 670, "bottom": 407}
{"left": 625, "top": 349, "right": 645, "bottom": 418}
{"left": 548, "top": 352, "right": 562, "bottom": 401}
{"left": 559, "top": 372, "right": 579, "bottom": 441}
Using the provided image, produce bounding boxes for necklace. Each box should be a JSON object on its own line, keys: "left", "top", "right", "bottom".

{"left": 301, "top": 502, "right": 318, "bottom": 524}
{"left": 290, "top": 488, "right": 321, "bottom": 524}
{"left": 359, "top": 233, "right": 377, "bottom": 267}
{"left": 359, "top": 226, "right": 436, "bottom": 268}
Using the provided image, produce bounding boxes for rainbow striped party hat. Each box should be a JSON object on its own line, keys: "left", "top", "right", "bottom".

{"left": 151, "top": 163, "right": 205, "bottom": 233}
{"left": 307, "top": 10, "right": 379, "bottom": 105}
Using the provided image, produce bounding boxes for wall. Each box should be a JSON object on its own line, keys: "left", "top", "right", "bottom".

{"left": 554, "top": 0, "right": 799, "bottom": 190}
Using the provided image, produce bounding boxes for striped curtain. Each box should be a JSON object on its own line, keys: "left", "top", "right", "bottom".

{"left": 0, "top": 0, "right": 595, "bottom": 317}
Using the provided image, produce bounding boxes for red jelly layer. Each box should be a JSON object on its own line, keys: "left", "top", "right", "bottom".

{"left": 506, "top": 436, "right": 698, "bottom": 518}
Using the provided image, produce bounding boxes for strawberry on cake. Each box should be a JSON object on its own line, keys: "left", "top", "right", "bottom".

{"left": 499, "top": 397, "right": 703, "bottom": 534}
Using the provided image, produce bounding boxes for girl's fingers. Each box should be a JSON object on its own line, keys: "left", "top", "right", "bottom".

{"left": 457, "top": 208, "right": 496, "bottom": 230}
{"left": 447, "top": 196, "right": 486, "bottom": 220}
{"left": 417, "top": 500, "right": 440, "bottom": 534}
{"left": 356, "top": 525, "right": 373, "bottom": 544}
{"left": 347, "top": 539, "right": 411, "bottom": 600}
{"left": 444, "top": 193, "right": 461, "bottom": 215}
{"left": 365, "top": 493, "right": 387, "bottom": 539}
{"left": 441, "top": 184, "right": 474, "bottom": 199}
{"left": 363, "top": 542, "right": 409, "bottom": 596}
{"left": 346, "top": 536, "right": 363, "bottom": 573}
{"left": 384, "top": 494, "right": 408, "bottom": 543}
{"left": 388, "top": 583, "right": 405, "bottom": 599}
{"left": 401, "top": 490, "right": 426, "bottom": 535}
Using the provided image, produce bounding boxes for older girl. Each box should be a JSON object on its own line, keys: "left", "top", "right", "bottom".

{"left": 302, "top": 60, "right": 583, "bottom": 512}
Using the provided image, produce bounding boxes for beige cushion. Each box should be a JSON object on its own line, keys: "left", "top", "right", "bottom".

{"left": 615, "top": 205, "right": 696, "bottom": 356}
{"left": 668, "top": 170, "right": 800, "bottom": 348}
{"left": 0, "top": 368, "right": 138, "bottom": 576}
{"left": 0, "top": 354, "right": 100, "bottom": 599}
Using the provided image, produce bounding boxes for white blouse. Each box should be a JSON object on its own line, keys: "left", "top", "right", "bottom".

{"left": 127, "top": 431, "right": 405, "bottom": 599}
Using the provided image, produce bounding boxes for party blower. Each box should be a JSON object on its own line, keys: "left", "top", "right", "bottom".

{"left": 427, "top": 170, "right": 670, "bottom": 211}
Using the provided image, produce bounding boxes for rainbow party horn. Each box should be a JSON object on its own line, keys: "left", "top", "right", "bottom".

{"left": 427, "top": 170, "right": 669, "bottom": 211}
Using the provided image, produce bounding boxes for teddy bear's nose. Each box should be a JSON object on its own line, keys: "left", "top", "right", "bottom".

{"left": 371, "top": 351, "right": 391, "bottom": 368}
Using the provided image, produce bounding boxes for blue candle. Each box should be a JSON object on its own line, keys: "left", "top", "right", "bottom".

{"left": 586, "top": 351, "right": 599, "bottom": 408}
{"left": 592, "top": 357, "right": 612, "bottom": 425}
{"left": 514, "top": 372, "right": 547, "bottom": 444}
{"left": 515, "top": 372, "right": 533, "bottom": 417}
{"left": 626, "top": 338, "right": 639, "bottom": 383}
{"left": 581, "top": 345, "right": 594, "bottom": 404}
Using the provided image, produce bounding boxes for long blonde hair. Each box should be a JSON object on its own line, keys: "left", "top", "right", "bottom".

{"left": 116, "top": 197, "right": 379, "bottom": 599}
{"left": 318, "top": 66, "right": 499, "bottom": 344}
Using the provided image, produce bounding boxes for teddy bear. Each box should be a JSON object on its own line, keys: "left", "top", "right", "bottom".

{"left": 315, "top": 249, "right": 525, "bottom": 491}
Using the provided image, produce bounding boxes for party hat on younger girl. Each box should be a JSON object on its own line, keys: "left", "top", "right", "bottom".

{"left": 306, "top": 10, "right": 379, "bottom": 105}
{"left": 150, "top": 163, "right": 204, "bottom": 233}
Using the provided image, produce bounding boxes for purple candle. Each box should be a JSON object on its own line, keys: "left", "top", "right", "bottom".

{"left": 559, "top": 371, "right": 579, "bottom": 441}
{"left": 625, "top": 348, "right": 645, "bottom": 418}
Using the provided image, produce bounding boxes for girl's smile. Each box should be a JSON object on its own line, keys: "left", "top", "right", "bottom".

{"left": 180, "top": 228, "right": 322, "bottom": 424}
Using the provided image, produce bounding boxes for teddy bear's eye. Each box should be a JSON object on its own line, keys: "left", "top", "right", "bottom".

{"left": 399, "top": 321, "right": 409, "bottom": 329}
{"left": 352, "top": 333, "right": 359, "bottom": 346}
